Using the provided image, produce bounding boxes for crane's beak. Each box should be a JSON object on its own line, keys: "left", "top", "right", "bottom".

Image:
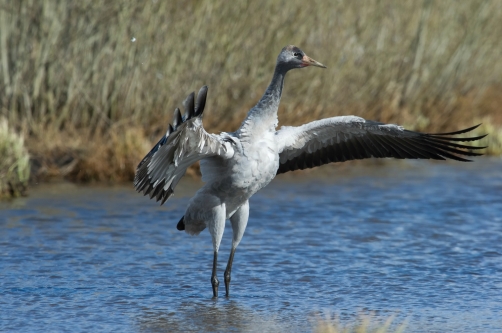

{"left": 301, "top": 55, "right": 327, "bottom": 68}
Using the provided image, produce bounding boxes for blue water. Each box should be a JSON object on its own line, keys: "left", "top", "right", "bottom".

{"left": 1, "top": 159, "right": 502, "bottom": 332}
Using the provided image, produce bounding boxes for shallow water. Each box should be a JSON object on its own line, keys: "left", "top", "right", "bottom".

{"left": 1, "top": 159, "right": 502, "bottom": 332}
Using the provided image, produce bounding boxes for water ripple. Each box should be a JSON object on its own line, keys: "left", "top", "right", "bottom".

{"left": 1, "top": 159, "right": 502, "bottom": 332}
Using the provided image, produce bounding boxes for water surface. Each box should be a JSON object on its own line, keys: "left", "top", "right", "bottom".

{"left": 1, "top": 159, "right": 502, "bottom": 332}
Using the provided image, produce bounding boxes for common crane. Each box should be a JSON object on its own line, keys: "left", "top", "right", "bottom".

{"left": 134, "top": 45, "right": 486, "bottom": 297}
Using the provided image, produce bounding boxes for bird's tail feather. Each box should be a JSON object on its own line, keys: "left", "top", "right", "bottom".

{"left": 177, "top": 216, "right": 185, "bottom": 231}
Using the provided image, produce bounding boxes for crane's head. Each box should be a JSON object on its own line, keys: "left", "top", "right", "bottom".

{"left": 276, "top": 45, "right": 326, "bottom": 71}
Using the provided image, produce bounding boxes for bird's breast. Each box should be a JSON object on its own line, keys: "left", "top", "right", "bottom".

{"left": 200, "top": 134, "right": 279, "bottom": 208}
{"left": 232, "top": 136, "right": 279, "bottom": 191}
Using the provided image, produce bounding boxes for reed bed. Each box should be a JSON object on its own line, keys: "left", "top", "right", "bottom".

{"left": 0, "top": 0, "right": 500, "bottom": 182}
{"left": 0, "top": 117, "right": 29, "bottom": 197}
{"left": 314, "top": 314, "right": 407, "bottom": 333}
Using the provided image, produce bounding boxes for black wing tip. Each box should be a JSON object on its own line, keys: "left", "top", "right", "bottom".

{"left": 135, "top": 86, "right": 208, "bottom": 176}
{"left": 276, "top": 122, "right": 489, "bottom": 174}
{"left": 195, "top": 85, "right": 208, "bottom": 117}
{"left": 173, "top": 107, "right": 182, "bottom": 129}
{"left": 431, "top": 123, "right": 484, "bottom": 136}
{"left": 429, "top": 134, "right": 488, "bottom": 142}
{"left": 157, "top": 187, "right": 174, "bottom": 205}
{"left": 132, "top": 176, "right": 174, "bottom": 205}
{"left": 183, "top": 92, "right": 195, "bottom": 120}
{"left": 134, "top": 86, "right": 209, "bottom": 202}
{"left": 417, "top": 123, "right": 488, "bottom": 161}
{"left": 177, "top": 216, "right": 185, "bottom": 231}
{"left": 134, "top": 133, "right": 168, "bottom": 171}
{"left": 172, "top": 86, "right": 208, "bottom": 127}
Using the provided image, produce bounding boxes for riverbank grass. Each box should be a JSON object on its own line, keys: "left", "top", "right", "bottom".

{"left": 1, "top": 1, "right": 500, "bottom": 183}
{"left": 0, "top": 118, "right": 30, "bottom": 198}
{"left": 314, "top": 314, "right": 407, "bottom": 333}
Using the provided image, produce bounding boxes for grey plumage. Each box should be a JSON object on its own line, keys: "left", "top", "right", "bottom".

{"left": 275, "top": 119, "right": 486, "bottom": 174}
{"left": 133, "top": 85, "right": 227, "bottom": 205}
{"left": 134, "top": 45, "right": 486, "bottom": 298}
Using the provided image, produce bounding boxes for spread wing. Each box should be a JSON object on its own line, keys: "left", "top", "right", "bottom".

{"left": 134, "top": 86, "right": 234, "bottom": 204}
{"left": 275, "top": 116, "right": 486, "bottom": 175}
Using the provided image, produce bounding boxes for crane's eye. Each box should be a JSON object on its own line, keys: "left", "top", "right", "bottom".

{"left": 293, "top": 52, "right": 302, "bottom": 58}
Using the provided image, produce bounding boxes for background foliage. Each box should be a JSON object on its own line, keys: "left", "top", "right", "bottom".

{"left": 1, "top": 0, "right": 500, "bottom": 182}
{"left": 0, "top": 117, "right": 29, "bottom": 197}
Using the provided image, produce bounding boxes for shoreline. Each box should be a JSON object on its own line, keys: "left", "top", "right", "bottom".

{"left": 1, "top": 116, "right": 499, "bottom": 199}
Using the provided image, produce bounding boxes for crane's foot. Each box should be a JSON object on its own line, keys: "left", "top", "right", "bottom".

{"left": 224, "top": 270, "right": 231, "bottom": 297}
{"left": 211, "top": 251, "right": 219, "bottom": 298}
{"left": 211, "top": 275, "right": 219, "bottom": 298}
{"left": 224, "top": 248, "right": 235, "bottom": 297}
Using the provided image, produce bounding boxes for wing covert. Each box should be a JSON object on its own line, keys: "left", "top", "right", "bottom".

{"left": 275, "top": 116, "right": 486, "bottom": 175}
{"left": 134, "top": 86, "right": 234, "bottom": 204}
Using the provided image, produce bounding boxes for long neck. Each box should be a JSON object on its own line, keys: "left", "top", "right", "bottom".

{"left": 254, "top": 66, "right": 286, "bottom": 113}
{"left": 238, "top": 66, "right": 287, "bottom": 137}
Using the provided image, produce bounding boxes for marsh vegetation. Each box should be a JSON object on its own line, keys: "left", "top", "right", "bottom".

{"left": 0, "top": 0, "right": 500, "bottom": 186}
{"left": 0, "top": 118, "right": 29, "bottom": 197}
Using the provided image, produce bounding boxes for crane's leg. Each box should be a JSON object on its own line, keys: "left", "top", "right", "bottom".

{"left": 207, "top": 201, "right": 226, "bottom": 298}
{"left": 224, "top": 201, "right": 249, "bottom": 297}
{"left": 224, "top": 248, "right": 235, "bottom": 297}
{"left": 185, "top": 194, "right": 226, "bottom": 298}
{"left": 211, "top": 250, "right": 219, "bottom": 298}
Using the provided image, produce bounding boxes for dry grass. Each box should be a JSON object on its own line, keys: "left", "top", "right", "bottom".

{"left": 0, "top": 117, "right": 30, "bottom": 197}
{"left": 314, "top": 314, "right": 407, "bottom": 333}
{"left": 0, "top": 1, "right": 500, "bottom": 181}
